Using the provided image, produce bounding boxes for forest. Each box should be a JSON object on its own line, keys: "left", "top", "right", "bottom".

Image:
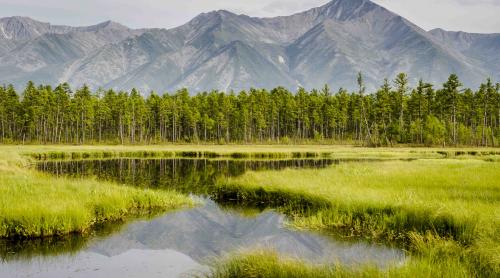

{"left": 0, "top": 73, "right": 498, "bottom": 146}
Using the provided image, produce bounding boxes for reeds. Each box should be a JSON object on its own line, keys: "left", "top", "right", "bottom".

{"left": 208, "top": 249, "right": 470, "bottom": 278}
{"left": 0, "top": 145, "right": 498, "bottom": 276}
{"left": 30, "top": 150, "right": 329, "bottom": 161}
{"left": 0, "top": 155, "right": 193, "bottom": 238}
{"left": 216, "top": 159, "right": 500, "bottom": 276}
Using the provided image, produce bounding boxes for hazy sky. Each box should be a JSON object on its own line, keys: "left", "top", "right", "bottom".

{"left": 0, "top": 0, "right": 499, "bottom": 33}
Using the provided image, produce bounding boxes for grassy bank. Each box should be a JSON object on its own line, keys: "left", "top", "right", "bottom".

{"left": 216, "top": 159, "right": 500, "bottom": 277}
{"left": 0, "top": 147, "right": 193, "bottom": 238}
{"left": 2, "top": 144, "right": 500, "bottom": 162}
{"left": 1, "top": 145, "right": 498, "bottom": 276}
{"left": 209, "top": 250, "right": 373, "bottom": 278}
{"left": 209, "top": 247, "right": 479, "bottom": 278}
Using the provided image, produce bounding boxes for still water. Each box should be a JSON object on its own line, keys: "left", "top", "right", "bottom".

{"left": 0, "top": 158, "right": 406, "bottom": 277}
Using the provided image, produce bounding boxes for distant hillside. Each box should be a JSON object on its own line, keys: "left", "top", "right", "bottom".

{"left": 0, "top": 0, "right": 499, "bottom": 93}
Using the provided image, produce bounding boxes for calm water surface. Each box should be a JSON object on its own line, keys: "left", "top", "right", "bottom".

{"left": 0, "top": 158, "right": 406, "bottom": 278}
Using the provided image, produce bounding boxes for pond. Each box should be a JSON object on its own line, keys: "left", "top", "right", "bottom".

{"left": 0, "top": 158, "right": 406, "bottom": 277}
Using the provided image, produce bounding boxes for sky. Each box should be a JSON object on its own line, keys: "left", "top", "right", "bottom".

{"left": 0, "top": 0, "right": 499, "bottom": 33}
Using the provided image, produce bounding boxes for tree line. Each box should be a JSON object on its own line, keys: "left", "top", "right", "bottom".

{"left": 0, "top": 73, "right": 498, "bottom": 146}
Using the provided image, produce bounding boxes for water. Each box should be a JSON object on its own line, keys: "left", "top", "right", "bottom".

{"left": 0, "top": 158, "right": 406, "bottom": 277}
{"left": 34, "top": 158, "right": 340, "bottom": 194}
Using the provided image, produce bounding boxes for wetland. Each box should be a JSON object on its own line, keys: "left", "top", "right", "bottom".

{"left": 0, "top": 146, "right": 498, "bottom": 277}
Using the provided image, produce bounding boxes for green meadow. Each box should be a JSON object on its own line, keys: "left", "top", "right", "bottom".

{"left": 216, "top": 158, "right": 500, "bottom": 277}
{"left": 0, "top": 146, "right": 193, "bottom": 238}
{"left": 0, "top": 145, "right": 498, "bottom": 277}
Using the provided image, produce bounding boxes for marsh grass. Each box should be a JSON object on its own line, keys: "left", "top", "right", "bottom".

{"left": 0, "top": 145, "right": 497, "bottom": 166}
{"left": 1, "top": 145, "right": 499, "bottom": 276}
{"left": 208, "top": 250, "right": 365, "bottom": 278}
{"left": 0, "top": 147, "right": 194, "bottom": 239}
{"left": 216, "top": 159, "right": 500, "bottom": 276}
{"left": 0, "top": 234, "right": 88, "bottom": 260}
{"left": 0, "top": 208, "right": 163, "bottom": 261}
{"left": 5, "top": 145, "right": 498, "bottom": 162}
{"left": 208, "top": 249, "right": 474, "bottom": 278}
{"left": 31, "top": 150, "right": 330, "bottom": 161}
{"left": 0, "top": 169, "right": 193, "bottom": 238}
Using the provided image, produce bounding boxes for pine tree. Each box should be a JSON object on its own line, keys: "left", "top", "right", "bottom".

{"left": 1, "top": 75, "right": 498, "bottom": 146}
{"left": 357, "top": 72, "right": 372, "bottom": 145}
{"left": 375, "top": 79, "right": 392, "bottom": 145}
{"left": 393, "top": 73, "right": 409, "bottom": 143}
{"left": 443, "top": 74, "right": 463, "bottom": 145}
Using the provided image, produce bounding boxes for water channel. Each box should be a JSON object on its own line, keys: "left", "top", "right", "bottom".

{"left": 0, "top": 158, "right": 406, "bottom": 277}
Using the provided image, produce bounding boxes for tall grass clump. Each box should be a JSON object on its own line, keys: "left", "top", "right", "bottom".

{"left": 3, "top": 145, "right": 497, "bottom": 163}
{"left": 217, "top": 159, "right": 500, "bottom": 277}
{"left": 0, "top": 165, "right": 193, "bottom": 238}
{"left": 208, "top": 249, "right": 473, "bottom": 278}
{"left": 208, "top": 250, "right": 363, "bottom": 278}
{"left": 30, "top": 150, "right": 177, "bottom": 160}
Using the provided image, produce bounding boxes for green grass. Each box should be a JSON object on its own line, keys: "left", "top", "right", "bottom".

{"left": 208, "top": 250, "right": 369, "bottom": 278}
{"left": 0, "top": 147, "right": 193, "bottom": 238}
{"left": 208, "top": 249, "right": 472, "bottom": 278}
{"left": 216, "top": 159, "right": 500, "bottom": 277}
{"left": 0, "top": 145, "right": 499, "bottom": 276}
{"left": 2, "top": 144, "right": 499, "bottom": 162}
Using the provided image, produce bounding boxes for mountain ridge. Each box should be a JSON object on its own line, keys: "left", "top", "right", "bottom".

{"left": 0, "top": 0, "right": 498, "bottom": 93}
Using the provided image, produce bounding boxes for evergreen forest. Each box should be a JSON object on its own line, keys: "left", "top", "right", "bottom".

{"left": 0, "top": 73, "right": 498, "bottom": 146}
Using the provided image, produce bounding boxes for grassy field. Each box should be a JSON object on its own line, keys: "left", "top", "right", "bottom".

{"left": 0, "top": 146, "right": 193, "bottom": 238}
{"left": 2, "top": 144, "right": 499, "bottom": 161}
{"left": 216, "top": 159, "right": 500, "bottom": 277}
{"left": 208, "top": 249, "right": 473, "bottom": 278}
{"left": 0, "top": 145, "right": 498, "bottom": 276}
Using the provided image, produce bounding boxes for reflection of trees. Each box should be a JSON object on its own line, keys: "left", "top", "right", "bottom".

{"left": 0, "top": 217, "right": 129, "bottom": 261}
{"left": 10, "top": 158, "right": 335, "bottom": 259}
{"left": 37, "top": 159, "right": 337, "bottom": 195}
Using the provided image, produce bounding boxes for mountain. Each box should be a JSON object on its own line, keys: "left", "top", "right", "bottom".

{"left": 87, "top": 200, "right": 404, "bottom": 267}
{"left": 0, "top": 16, "right": 71, "bottom": 56}
{"left": 428, "top": 28, "right": 500, "bottom": 80}
{"left": 0, "top": 0, "right": 498, "bottom": 93}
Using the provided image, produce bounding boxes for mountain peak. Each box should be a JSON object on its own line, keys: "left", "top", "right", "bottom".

{"left": 99, "top": 20, "right": 123, "bottom": 27}
{"left": 85, "top": 20, "right": 130, "bottom": 31}
{"left": 0, "top": 0, "right": 497, "bottom": 92}
{"left": 324, "top": 0, "right": 371, "bottom": 6}
{"left": 214, "top": 10, "right": 237, "bottom": 16}
{"left": 429, "top": 28, "right": 445, "bottom": 32}
{"left": 316, "top": 0, "right": 379, "bottom": 20}
{"left": 0, "top": 16, "right": 56, "bottom": 40}
{"left": 195, "top": 9, "right": 238, "bottom": 20}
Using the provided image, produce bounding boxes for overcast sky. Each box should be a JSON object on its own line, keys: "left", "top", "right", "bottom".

{"left": 0, "top": 0, "right": 499, "bottom": 33}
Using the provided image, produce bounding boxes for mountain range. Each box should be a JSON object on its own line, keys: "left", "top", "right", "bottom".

{"left": 0, "top": 0, "right": 499, "bottom": 93}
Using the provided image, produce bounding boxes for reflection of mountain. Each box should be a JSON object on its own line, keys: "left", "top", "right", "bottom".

{"left": 4, "top": 158, "right": 406, "bottom": 277}
{"left": 35, "top": 157, "right": 406, "bottom": 268}
{"left": 0, "top": 200, "right": 404, "bottom": 278}
{"left": 0, "top": 249, "right": 204, "bottom": 278}
{"left": 89, "top": 200, "right": 404, "bottom": 267}
{"left": 1, "top": 0, "right": 499, "bottom": 92}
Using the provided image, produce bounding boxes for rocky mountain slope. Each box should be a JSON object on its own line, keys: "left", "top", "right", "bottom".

{"left": 0, "top": 0, "right": 498, "bottom": 93}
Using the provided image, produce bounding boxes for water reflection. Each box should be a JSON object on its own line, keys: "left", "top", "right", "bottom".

{"left": 36, "top": 158, "right": 338, "bottom": 194}
{"left": 0, "top": 158, "right": 406, "bottom": 277}
{"left": 86, "top": 199, "right": 404, "bottom": 266}
{"left": 0, "top": 200, "right": 405, "bottom": 278}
